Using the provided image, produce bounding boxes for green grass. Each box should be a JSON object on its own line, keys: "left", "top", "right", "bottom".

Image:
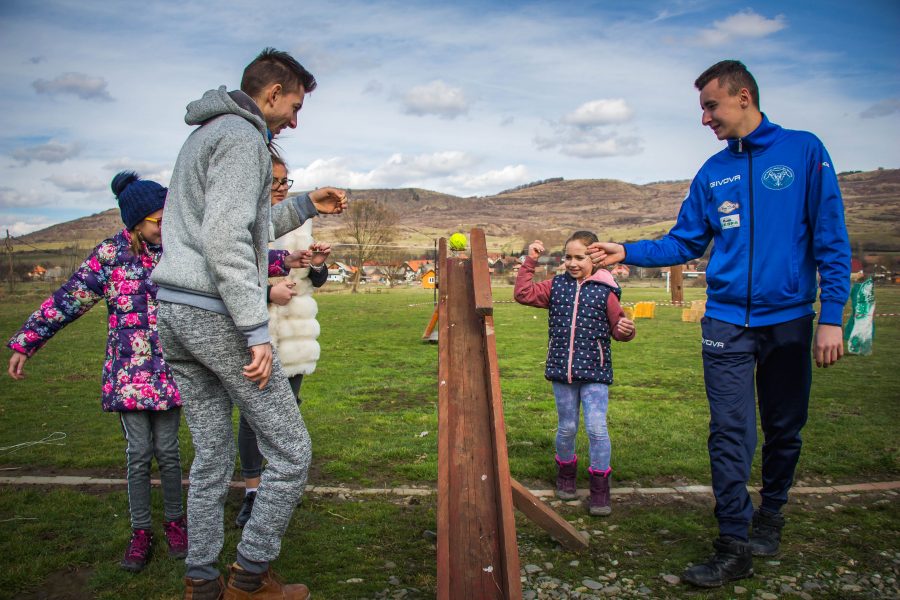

{"left": 1, "top": 282, "right": 899, "bottom": 598}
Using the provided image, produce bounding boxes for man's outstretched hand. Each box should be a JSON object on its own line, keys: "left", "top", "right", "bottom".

{"left": 309, "top": 187, "right": 348, "bottom": 215}
{"left": 587, "top": 242, "right": 626, "bottom": 267}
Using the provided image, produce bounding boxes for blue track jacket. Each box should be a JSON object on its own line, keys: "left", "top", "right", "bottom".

{"left": 623, "top": 115, "right": 850, "bottom": 328}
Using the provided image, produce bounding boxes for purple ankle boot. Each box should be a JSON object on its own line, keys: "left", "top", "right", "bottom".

{"left": 588, "top": 467, "right": 612, "bottom": 516}
{"left": 555, "top": 454, "right": 578, "bottom": 500}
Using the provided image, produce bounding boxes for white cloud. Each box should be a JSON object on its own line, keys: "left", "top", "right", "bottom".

{"left": 536, "top": 99, "right": 642, "bottom": 159}
{"left": 293, "top": 151, "right": 478, "bottom": 190}
{"left": 32, "top": 72, "right": 114, "bottom": 102}
{"left": 0, "top": 216, "right": 53, "bottom": 236}
{"left": 10, "top": 141, "right": 81, "bottom": 164}
{"left": 697, "top": 10, "right": 787, "bottom": 46}
{"left": 45, "top": 173, "right": 108, "bottom": 193}
{"left": 860, "top": 98, "right": 900, "bottom": 119}
{"left": 0, "top": 187, "right": 44, "bottom": 208}
{"left": 103, "top": 159, "right": 172, "bottom": 186}
{"left": 447, "top": 164, "right": 530, "bottom": 192}
{"left": 562, "top": 99, "right": 634, "bottom": 127}
{"left": 402, "top": 80, "right": 469, "bottom": 119}
{"left": 535, "top": 128, "right": 643, "bottom": 159}
{"left": 363, "top": 79, "right": 384, "bottom": 95}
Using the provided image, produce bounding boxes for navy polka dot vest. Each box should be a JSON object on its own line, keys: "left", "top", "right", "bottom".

{"left": 545, "top": 274, "right": 621, "bottom": 384}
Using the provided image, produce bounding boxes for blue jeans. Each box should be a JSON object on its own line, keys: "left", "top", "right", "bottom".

{"left": 552, "top": 381, "right": 611, "bottom": 471}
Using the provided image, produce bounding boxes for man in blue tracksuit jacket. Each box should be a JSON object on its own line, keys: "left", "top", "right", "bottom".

{"left": 589, "top": 60, "right": 850, "bottom": 588}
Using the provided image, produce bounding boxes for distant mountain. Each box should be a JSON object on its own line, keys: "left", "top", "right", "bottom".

{"left": 16, "top": 169, "right": 900, "bottom": 254}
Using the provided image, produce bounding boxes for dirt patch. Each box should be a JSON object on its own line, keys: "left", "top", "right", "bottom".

{"left": 16, "top": 566, "right": 94, "bottom": 600}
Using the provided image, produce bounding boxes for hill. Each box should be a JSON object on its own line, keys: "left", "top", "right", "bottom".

{"left": 14, "top": 168, "right": 900, "bottom": 257}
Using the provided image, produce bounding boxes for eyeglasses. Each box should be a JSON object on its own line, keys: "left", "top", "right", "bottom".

{"left": 144, "top": 217, "right": 162, "bottom": 226}
{"left": 272, "top": 178, "right": 294, "bottom": 190}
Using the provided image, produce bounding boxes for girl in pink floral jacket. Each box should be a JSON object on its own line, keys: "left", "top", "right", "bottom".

{"left": 6, "top": 172, "right": 188, "bottom": 573}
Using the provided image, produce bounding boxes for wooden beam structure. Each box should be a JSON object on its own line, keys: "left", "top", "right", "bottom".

{"left": 436, "top": 228, "right": 588, "bottom": 600}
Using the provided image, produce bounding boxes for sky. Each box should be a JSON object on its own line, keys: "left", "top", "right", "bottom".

{"left": 1, "top": 0, "right": 899, "bottom": 236}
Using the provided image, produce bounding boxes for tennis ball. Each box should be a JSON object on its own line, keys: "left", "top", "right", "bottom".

{"left": 448, "top": 233, "right": 467, "bottom": 251}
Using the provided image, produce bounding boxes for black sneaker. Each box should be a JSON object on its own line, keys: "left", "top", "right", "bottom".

{"left": 235, "top": 491, "right": 256, "bottom": 528}
{"left": 749, "top": 509, "right": 784, "bottom": 556}
{"left": 682, "top": 536, "right": 754, "bottom": 588}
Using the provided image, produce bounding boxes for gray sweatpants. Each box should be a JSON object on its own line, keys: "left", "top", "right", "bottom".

{"left": 118, "top": 408, "right": 184, "bottom": 529}
{"left": 157, "top": 302, "right": 311, "bottom": 580}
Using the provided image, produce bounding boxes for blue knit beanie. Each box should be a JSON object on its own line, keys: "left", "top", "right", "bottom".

{"left": 111, "top": 171, "right": 167, "bottom": 230}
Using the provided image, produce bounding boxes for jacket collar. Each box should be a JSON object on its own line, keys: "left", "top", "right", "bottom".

{"left": 727, "top": 113, "right": 781, "bottom": 154}
{"left": 566, "top": 267, "right": 619, "bottom": 289}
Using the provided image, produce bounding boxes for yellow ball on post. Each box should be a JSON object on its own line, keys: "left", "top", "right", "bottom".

{"left": 448, "top": 232, "right": 467, "bottom": 251}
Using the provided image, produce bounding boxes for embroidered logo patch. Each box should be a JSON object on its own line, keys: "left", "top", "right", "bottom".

{"left": 761, "top": 165, "right": 795, "bottom": 190}
{"left": 718, "top": 200, "right": 739, "bottom": 214}
{"left": 720, "top": 214, "right": 740, "bottom": 230}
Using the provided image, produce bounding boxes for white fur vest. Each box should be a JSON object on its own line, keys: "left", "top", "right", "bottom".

{"left": 268, "top": 220, "right": 320, "bottom": 377}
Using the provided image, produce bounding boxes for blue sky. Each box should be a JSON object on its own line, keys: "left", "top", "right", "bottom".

{"left": 1, "top": 0, "right": 898, "bottom": 235}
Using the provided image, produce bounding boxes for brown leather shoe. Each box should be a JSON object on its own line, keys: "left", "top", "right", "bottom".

{"left": 184, "top": 575, "right": 225, "bottom": 600}
{"left": 224, "top": 562, "right": 310, "bottom": 599}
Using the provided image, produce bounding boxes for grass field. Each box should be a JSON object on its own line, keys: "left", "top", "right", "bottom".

{"left": 0, "top": 281, "right": 898, "bottom": 599}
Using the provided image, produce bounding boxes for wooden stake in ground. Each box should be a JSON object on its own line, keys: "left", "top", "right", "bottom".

{"left": 670, "top": 265, "right": 684, "bottom": 304}
{"left": 437, "top": 228, "right": 586, "bottom": 600}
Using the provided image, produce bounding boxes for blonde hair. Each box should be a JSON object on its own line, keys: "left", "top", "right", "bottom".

{"left": 129, "top": 229, "right": 145, "bottom": 257}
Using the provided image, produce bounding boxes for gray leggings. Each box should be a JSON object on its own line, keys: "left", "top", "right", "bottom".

{"left": 119, "top": 408, "right": 185, "bottom": 529}
{"left": 238, "top": 375, "right": 303, "bottom": 479}
{"left": 157, "top": 301, "right": 312, "bottom": 579}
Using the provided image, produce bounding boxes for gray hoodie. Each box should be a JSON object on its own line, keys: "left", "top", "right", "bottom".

{"left": 152, "top": 87, "right": 318, "bottom": 346}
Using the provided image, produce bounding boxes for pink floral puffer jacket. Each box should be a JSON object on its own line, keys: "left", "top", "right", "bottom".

{"left": 7, "top": 230, "right": 180, "bottom": 412}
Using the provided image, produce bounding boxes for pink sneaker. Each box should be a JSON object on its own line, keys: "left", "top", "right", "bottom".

{"left": 163, "top": 516, "right": 188, "bottom": 559}
{"left": 120, "top": 528, "right": 153, "bottom": 572}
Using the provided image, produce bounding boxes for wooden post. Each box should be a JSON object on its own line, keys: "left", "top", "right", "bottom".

{"left": 437, "top": 232, "right": 521, "bottom": 599}
{"left": 5, "top": 230, "right": 15, "bottom": 293}
{"left": 670, "top": 265, "right": 684, "bottom": 304}
{"left": 437, "top": 228, "right": 590, "bottom": 600}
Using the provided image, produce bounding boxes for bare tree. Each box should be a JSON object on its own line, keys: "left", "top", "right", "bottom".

{"left": 336, "top": 199, "right": 399, "bottom": 293}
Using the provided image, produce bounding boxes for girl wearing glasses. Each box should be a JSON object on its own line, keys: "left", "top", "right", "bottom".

{"left": 235, "top": 152, "right": 331, "bottom": 527}
{"left": 6, "top": 171, "right": 188, "bottom": 572}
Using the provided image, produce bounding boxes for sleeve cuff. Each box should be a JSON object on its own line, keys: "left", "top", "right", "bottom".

{"left": 293, "top": 193, "right": 319, "bottom": 222}
{"left": 242, "top": 322, "right": 271, "bottom": 347}
{"left": 818, "top": 301, "right": 845, "bottom": 326}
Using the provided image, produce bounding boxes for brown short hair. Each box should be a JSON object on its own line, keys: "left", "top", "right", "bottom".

{"left": 241, "top": 48, "right": 317, "bottom": 98}
{"left": 695, "top": 60, "right": 759, "bottom": 108}
{"left": 565, "top": 230, "right": 599, "bottom": 250}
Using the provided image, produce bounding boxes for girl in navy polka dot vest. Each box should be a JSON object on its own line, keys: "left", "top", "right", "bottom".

{"left": 514, "top": 231, "right": 636, "bottom": 516}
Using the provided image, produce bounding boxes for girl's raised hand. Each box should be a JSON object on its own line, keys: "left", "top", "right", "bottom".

{"left": 528, "top": 240, "right": 545, "bottom": 260}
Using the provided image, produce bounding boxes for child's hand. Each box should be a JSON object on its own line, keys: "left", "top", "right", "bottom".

{"left": 8, "top": 352, "right": 27, "bottom": 380}
{"left": 270, "top": 280, "right": 297, "bottom": 305}
{"left": 528, "top": 240, "right": 545, "bottom": 260}
{"left": 285, "top": 249, "right": 312, "bottom": 269}
{"left": 309, "top": 242, "right": 331, "bottom": 267}
{"left": 616, "top": 317, "right": 635, "bottom": 338}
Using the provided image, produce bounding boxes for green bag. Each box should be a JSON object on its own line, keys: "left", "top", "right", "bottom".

{"left": 843, "top": 278, "right": 875, "bottom": 356}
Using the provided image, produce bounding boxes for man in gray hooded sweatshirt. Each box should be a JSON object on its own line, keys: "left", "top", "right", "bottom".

{"left": 153, "top": 48, "right": 346, "bottom": 599}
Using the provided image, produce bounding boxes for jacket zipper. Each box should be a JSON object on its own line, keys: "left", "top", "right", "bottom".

{"left": 597, "top": 339, "right": 605, "bottom": 368}
{"left": 745, "top": 147, "right": 754, "bottom": 327}
{"left": 567, "top": 280, "right": 583, "bottom": 383}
